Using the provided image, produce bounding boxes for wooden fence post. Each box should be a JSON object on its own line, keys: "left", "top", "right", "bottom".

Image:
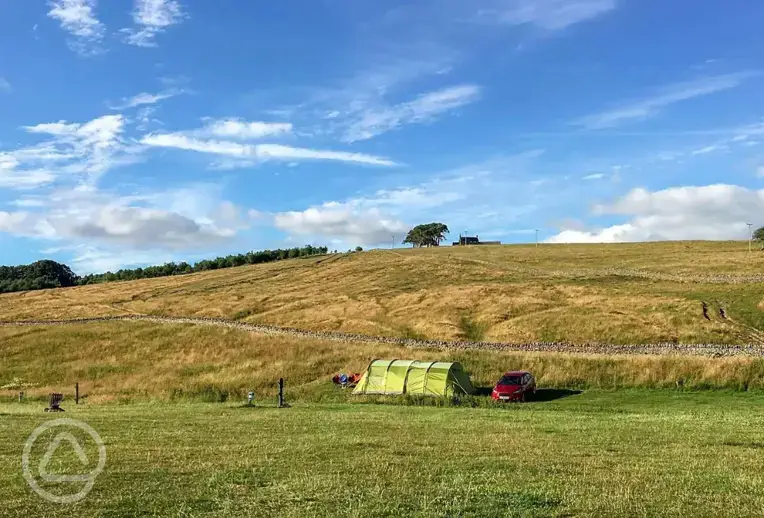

{"left": 75, "top": 382, "right": 79, "bottom": 405}
{"left": 278, "top": 378, "right": 289, "bottom": 408}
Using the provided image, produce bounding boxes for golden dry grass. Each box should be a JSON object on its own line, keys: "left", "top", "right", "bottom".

{"left": 0, "top": 241, "right": 762, "bottom": 344}
{"left": 2, "top": 322, "right": 763, "bottom": 402}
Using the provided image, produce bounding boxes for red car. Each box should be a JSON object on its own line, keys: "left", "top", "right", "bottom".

{"left": 491, "top": 371, "right": 536, "bottom": 402}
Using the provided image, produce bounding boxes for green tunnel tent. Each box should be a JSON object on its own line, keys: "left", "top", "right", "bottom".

{"left": 352, "top": 360, "right": 476, "bottom": 396}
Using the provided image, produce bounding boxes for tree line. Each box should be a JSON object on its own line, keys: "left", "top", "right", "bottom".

{"left": 0, "top": 245, "right": 330, "bottom": 294}
{"left": 0, "top": 260, "right": 79, "bottom": 294}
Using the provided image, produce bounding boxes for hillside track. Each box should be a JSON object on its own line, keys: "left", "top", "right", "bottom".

{"left": 3, "top": 314, "right": 764, "bottom": 358}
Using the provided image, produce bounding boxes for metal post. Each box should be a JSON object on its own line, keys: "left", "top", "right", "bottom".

{"left": 75, "top": 382, "right": 79, "bottom": 404}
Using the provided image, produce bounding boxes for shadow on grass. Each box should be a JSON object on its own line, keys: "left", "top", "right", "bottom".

{"left": 472, "top": 387, "right": 582, "bottom": 402}
{"left": 721, "top": 441, "right": 764, "bottom": 449}
{"left": 531, "top": 388, "right": 582, "bottom": 402}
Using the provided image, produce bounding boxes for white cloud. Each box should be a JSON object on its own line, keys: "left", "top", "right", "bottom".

{"left": 122, "top": 0, "right": 186, "bottom": 47}
{"left": 256, "top": 144, "right": 397, "bottom": 166}
{"left": 0, "top": 168, "right": 56, "bottom": 189}
{"left": 692, "top": 144, "right": 727, "bottom": 155}
{"left": 201, "top": 119, "right": 293, "bottom": 140}
{"left": 139, "top": 117, "right": 291, "bottom": 143}
{"left": 69, "top": 246, "right": 177, "bottom": 274}
{"left": 109, "top": 89, "right": 185, "bottom": 110}
{"left": 0, "top": 211, "right": 34, "bottom": 233}
{"left": 354, "top": 187, "right": 464, "bottom": 211}
{"left": 582, "top": 173, "right": 605, "bottom": 180}
{"left": 273, "top": 153, "right": 551, "bottom": 247}
{"left": 0, "top": 114, "right": 137, "bottom": 188}
{"left": 141, "top": 133, "right": 250, "bottom": 156}
{"left": 547, "top": 184, "right": 764, "bottom": 243}
{"left": 490, "top": 0, "right": 616, "bottom": 30}
{"left": 0, "top": 78, "right": 11, "bottom": 93}
{"left": 274, "top": 205, "right": 410, "bottom": 246}
{"left": 757, "top": 166, "right": 764, "bottom": 178}
{"left": 574, "top": 73, "right": 757, "bottom": 129}
{"left": 141, "top": 133, "right": 398, "bottom": 166}
{"left": 47, "top": 0, "right": 105, "bottom": 55}
{"left": 0, "top": 184, "right": 254, "bottom": 253}
{"left": 343, "top": 84, "right": 481, "bottom": 142}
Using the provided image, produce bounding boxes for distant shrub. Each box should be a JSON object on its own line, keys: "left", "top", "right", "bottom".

{"left": 458, "top": 314, "right": 489, "bottom": 341}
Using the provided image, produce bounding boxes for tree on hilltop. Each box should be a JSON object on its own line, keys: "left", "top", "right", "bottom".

{"left": 403, "top": 223, "right": 449, "bottom": 248}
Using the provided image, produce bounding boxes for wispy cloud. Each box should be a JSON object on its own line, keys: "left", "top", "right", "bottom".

{"left": 582, "top": 173, "right": 605, "bottom": 180}
{"left": 343, "top": 84, "right": 481, "bottom": 142}
{"left": 269, "top": 54, "right": 471, "bottom": 142}
{"left": 691, "top": 144, "right": 727, "bottom": 155}
{"left": 121, "top": 0, "right": 186, "bottom": 47}
{"left": 140, "top": 133, "right": 398, "bottom": 166}
{"left": 47, "top": 0, "right": 105, "bottom": 56}
{"left": 199, "top": 118, "right": 293, "bottom": 140}
{"left": 0, "top": 114, "right": 140, "bottom": 188}
{"left": 109, "top": 88, "right": 185, "bottom": 110}
{"left": 257, "top": 144, "right": 397, "bottom": 166}
{"left": 483, "top": 0, "right": 616, "bottom": 30}
{"left": 141, "top": 134, "right": 249, "bottom": 156}
{"left": 574, "top": 72, "right": 757, "bottom": 129}
{"left": 0, "top": 78, "right": 11, "bottom": 93}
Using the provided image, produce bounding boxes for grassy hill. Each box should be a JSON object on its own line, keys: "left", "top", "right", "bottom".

{"left": 4, "top": 321, "right": 764, "bottom": 402}
{"left": 2, "top": 241, "right": 763, "bottom": 345}
{"left": 4, "top": 242, "right": 764, "bottom": 516}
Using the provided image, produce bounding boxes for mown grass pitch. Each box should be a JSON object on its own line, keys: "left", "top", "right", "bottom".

{"left": 2, "top": 390, "right": 764, "bottom": 517}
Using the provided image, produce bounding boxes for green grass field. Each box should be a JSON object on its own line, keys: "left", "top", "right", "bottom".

{"left": 4, "top": 242, "right": 764, "bottom": 516}
{"left": 3, "top": 390, "right": 764, "bottom": 517}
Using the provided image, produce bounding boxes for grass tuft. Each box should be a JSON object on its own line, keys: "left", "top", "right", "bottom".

{"left": 458, "top": 313, "right": 489, "bottom": 341}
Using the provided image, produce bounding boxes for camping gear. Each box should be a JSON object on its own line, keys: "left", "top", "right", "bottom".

{"left": 45, "top": 393, "right": 64, "bottom": 412}
{"left": 352, "top": 360, "right": 475, "bottom": 396}
{"left": 332, "top": 372, "right": 362, "bottom": 388}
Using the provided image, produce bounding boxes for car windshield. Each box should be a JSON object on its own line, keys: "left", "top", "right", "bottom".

{"left": 498, "top": 375, "right": 523, "bottom": 385}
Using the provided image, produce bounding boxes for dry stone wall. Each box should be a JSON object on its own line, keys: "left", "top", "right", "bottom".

{"left": 2, "top": 315, "right": 764, "bottom": 358}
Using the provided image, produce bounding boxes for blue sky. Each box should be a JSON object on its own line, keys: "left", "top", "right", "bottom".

{"left": 1, "top": 0, "right": 764, "bottom": 273}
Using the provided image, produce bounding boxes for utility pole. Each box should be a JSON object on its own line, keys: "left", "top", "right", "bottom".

{"left": 535, "top": 229, "right": 539, "bottom": 247}
{"left": 392, "top": 235, "right": 395, "bottom": 249}
{"left": 747, "top": 223, "right": 753, "bottom": 252}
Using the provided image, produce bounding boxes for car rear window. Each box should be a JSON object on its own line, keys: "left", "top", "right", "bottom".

{"left": 498, "top": 375, "right": 523, "bottom": 385}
